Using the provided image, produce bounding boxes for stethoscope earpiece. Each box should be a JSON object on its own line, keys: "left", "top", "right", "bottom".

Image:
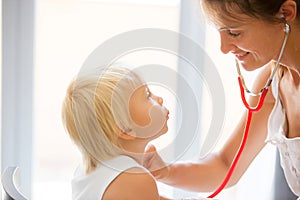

{"left": 284, "top": 23, "right": 290, "bottom": 34}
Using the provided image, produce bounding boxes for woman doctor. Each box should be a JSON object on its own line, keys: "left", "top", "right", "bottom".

{"left": 143, "top": 0, "right": 300, "bottom": 198}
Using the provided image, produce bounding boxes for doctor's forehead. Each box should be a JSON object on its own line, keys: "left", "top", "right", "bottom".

{"left": 202, "top": 2, "right": 255, "bottom": 28}
{"left": 211, "top": 13, "right": 255, "bottom": 30}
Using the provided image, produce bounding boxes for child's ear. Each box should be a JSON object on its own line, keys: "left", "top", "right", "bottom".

{"left": 118, "top": 130, "right": 136, "bottom": 140}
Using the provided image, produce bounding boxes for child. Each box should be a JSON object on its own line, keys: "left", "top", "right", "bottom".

{"left": 61, "top": 66, "right": 170, "bottom": 200}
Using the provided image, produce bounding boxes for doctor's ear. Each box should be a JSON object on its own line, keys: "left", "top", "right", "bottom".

{"left": 278, "top": 0, "right": 297, "bottom": 22}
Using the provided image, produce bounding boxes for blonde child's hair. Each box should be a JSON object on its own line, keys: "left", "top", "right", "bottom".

{"left": 61, "top": 66, "right": 144, "bottom": 173}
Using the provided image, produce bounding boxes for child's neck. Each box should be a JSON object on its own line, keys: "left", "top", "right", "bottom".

{"left": 120, "top": 139, "right": 150, "bottom": 165}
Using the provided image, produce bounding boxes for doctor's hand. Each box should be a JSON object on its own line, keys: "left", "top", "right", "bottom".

{"left": 142, "top": 144, "right": 170, "bottom": 181}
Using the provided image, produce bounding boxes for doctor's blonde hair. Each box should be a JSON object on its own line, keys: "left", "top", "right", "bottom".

{"left": 61, "top": 66, "right": 144, "bottom": 173}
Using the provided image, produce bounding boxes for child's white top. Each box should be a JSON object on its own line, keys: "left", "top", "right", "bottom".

{"left": 72, "top": 155, "right": 147, "bottom": 200}
{"left": 266, "top": 74, "right": 300, "bottom": 197}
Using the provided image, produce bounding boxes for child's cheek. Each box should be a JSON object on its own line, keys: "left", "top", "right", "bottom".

{"left": 131, "top": 104, "right": 167, "bottom": 139}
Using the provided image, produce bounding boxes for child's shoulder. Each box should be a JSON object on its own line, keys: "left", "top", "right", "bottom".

{"left": 102, "top": 157, "right": 160, "bottom": 200}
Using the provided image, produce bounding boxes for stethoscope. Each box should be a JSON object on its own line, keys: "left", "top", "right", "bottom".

{"left": 207, "top": 23, "right": 290, "bottom": 198}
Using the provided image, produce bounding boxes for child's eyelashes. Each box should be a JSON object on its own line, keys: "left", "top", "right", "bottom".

{"left": 146, "top": 90, "right": 152, "bottom": 99}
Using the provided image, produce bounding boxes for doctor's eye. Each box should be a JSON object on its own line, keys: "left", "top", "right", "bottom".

{"left": 227, "top": 30, "right": 240, "bottom": 37}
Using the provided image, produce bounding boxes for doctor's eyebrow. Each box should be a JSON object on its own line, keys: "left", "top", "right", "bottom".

{"left": 218, "top": 27, "right": 229, "bottom": 31}
{"left": 218, "top": 26, "right": 239, "bottom": 31}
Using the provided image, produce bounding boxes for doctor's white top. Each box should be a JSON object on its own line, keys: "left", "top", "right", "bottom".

{"left": 266, "top": 72, "right": 300, "bottom": 197}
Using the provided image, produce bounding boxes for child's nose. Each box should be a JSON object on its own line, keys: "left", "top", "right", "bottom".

{"left": 155, "top": 96, "right": 163, "bottom": 105}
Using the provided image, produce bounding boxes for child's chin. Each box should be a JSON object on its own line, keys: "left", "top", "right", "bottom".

{"left": 151, "top": 128, "right": 168, "bottom": 140}
{"left": 160, "top": 126, "right": 168, "bottom": 135}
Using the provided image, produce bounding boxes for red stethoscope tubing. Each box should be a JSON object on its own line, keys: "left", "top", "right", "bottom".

{"left": 207, "top": 77, "right": 269, "bottom": 198}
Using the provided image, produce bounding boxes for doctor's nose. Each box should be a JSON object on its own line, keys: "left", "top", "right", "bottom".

{"left": 219, "top": 32, "right": 236, "bottom": 54}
